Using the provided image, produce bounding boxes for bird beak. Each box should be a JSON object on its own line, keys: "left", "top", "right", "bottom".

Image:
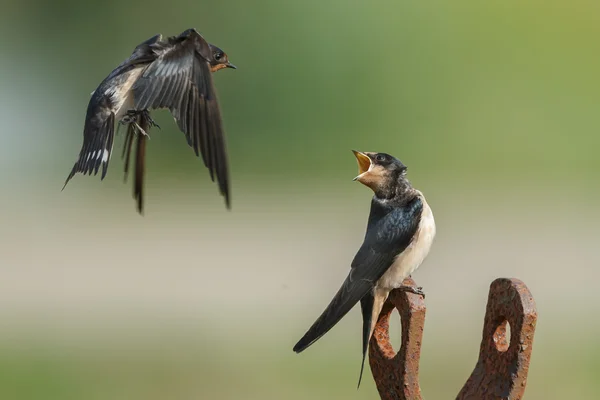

{"left": 352, "top": 150, "right": 372, "bottom": 181}
{"left": 226, "top": 62, "right": 237, "bottom": 69}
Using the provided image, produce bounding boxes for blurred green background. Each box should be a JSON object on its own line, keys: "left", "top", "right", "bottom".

{"left": 1, "top": 0, "right": 599, "bottom": 398}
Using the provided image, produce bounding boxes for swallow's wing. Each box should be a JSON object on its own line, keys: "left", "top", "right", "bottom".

{"left": 63, "top": 105, "right": 116, "bottom": 187}
{"left": 106, "top": 34, "right": 163, "bottom": 81}
{"left": 63, "top": 34, "right": 162, "bottom": 188}
{"left": 131, "top": 30, "right": 230, "bottom": 206}
{"left": 292, "top": 196, "right": 423, "bottom": 354}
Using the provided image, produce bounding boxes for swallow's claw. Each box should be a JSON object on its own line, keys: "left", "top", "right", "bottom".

{"left": 120, "top": 111, "right": 140, "bottom": 125}
{"left": 133, "top": 122, "right": 150, "bottom": 138}
{"left": 120, "top": 110, "right": 157, "bottom": 138}
{"left": 397, "top": 285, "right": 425, "bottom": 298}
{"left": 140, "top": 110, "right": 160, "bottom": 129}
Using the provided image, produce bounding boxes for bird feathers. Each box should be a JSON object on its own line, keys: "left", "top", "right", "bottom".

{"left": 63, "top": 110, "right": 115, "bottom": 189}
{"left": 131, "top": 33, "right": 230, "bottom": 207}
{"left": 63, "top": 29, "right": 231, "bottom": 210}
{"left": 292, "top": 196, "right": 423, "bottom": 355}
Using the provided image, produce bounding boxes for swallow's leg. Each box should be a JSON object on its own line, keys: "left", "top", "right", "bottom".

{"left": 120, "top": 110, "right": 138, "bottom": 125}
{"left": 396, "top": 285, "right": 425, "bottom": 298}
{"left": 120, "top": 110, "right": 159, "bottom": 129}
{"left": 119, "top": 110, "right": 157, "bottom": 138}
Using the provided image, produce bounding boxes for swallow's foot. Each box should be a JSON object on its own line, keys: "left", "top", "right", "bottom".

{"left": 141, "top": 111, "right": 160, "bottom": 130}
{"left": 120, "top": 111, "right": 158, "bottom": 138}
{"left": 397, "top": 285, "right": 425, "bottom": 298}
{"left": 133, "top": 121, "right": 149, "bottom": 138}
{"left": 120, "top": 110, "right": 139, "bottom": 125}
{"left": 120, "top": 110, "right": 160, "bottom": 130}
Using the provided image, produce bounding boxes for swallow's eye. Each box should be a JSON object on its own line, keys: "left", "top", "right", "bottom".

{"left": 214, "top": 53, "right": 223, "bottom": 61}
{"left": 375, "top": 154, "right": 386, "bottom": 162}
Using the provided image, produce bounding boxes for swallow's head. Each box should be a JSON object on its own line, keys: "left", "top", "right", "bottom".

{"left": 209, "top": 44, "right": 236, "bottom": 72}
{"left": 352, "top": 150, "right": 409, "bottom": 196}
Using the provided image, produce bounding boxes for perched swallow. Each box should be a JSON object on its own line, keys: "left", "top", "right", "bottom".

{"left": 293, "top": 151, "right": 436, "bottom": 386}
{"left": 63, "top": 28, "right": 236, "bottom": 213}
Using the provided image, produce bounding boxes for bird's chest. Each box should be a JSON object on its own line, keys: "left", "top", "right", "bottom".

{"left": 376, "top": 200, "right": 436, "bottom": 290}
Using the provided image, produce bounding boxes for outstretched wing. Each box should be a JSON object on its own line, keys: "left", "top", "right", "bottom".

{"left": 131, "top": 30, "right": 230, "bottom": 207}
{"left": 63, "top": 34, "right": 162, "bottom": 189}
{"left": 63, "top": 101, "right": 116, "bottom": 188}
{"left": 292, "top": 196, "right": 423, "bottom": 353}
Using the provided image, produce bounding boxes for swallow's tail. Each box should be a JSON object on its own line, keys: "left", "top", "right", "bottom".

{"left": 122, "top": 122, "right": 136, "bottom": 182}
{"left": 132, "top": 117, "right": 150, "bottom": 215}
{"left": 293, "top": 276, "right": 372, "bottom": 354}
{"left": 133, "top": 133, "right": 146, "bottom": 214}
{"left": 63, "top": 113, "right": 116, "bottom": 190}
{"left": 358, "top": 293, "right": 375, "bottom": 388}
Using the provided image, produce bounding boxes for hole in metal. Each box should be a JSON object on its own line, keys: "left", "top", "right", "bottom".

{"left": 493, "top": 319, "right": 511, "bottom": 352}
{"left": 388, "top": 308, "right": 402, "bottom": 354}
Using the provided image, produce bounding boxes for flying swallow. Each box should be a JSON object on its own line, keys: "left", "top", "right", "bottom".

{"left": 292, "top": 150, "right": 436, "bottom": 387}
{"left": 63, "top": 28, "right": 236, "bottom": 213}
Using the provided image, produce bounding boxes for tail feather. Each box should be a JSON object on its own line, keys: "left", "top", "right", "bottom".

{"left": 293, "top": 276, "right": 372, "bottom": 354}
{"left": 122, "top": 123, "right": 136, "bottom": 182}
{"left": 133, "top": 116, "right": 150, "bottom": 214}
{"left": 133, "top": 134, "right": 146, "bottom": 214}
{"left": 358, "top": 293, "right": 375, "bottom": 389}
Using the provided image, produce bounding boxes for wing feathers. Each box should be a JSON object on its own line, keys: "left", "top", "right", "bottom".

{"left": 63, "top": 111, "right": 115, "bottom": 189}
{"left": 293, "top": 276, "right": 373, "bottom": 353}
{"left": 131, "top": 33, "right": 230, "bottom": 206}
{"left": 190, "top": 89, "right": 200, "bottom": 157}
{"left": 65, "top": 30, "right": 231, "bottom": 208}
{"left": 293, "top": 197, "right": 424, "bottom": 354}
{"left": 102, "top": 114, "right": 116, "bottom": 179}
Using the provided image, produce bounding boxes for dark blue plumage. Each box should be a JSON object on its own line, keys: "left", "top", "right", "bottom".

{"left": 293, "top": 151, "right": 436, "bottom": 388}
{"left": 63, "top": 29, "right": 235, "bottom": 213}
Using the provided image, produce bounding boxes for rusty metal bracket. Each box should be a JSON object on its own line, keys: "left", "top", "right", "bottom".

{"left": 457, "top": 278, "right": 537, "bottom": 400}
{"left": 369, "top": 277, "right": 425, "bottom": 400}
{"left": 368, "top": 277, "right": 537, "bottom": 400}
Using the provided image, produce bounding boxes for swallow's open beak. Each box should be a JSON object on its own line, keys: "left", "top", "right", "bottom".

{"left": 226, "top": 62, "right": 237, "bottom": 69}
{"left": 352, "top": 150, "right": 372, "bottom": 181}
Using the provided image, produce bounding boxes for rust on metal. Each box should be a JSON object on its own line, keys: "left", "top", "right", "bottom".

{"left": 457, "top": 278, "right": 537, "bottom": 400}
{"left": 369, "top": 277, "right": 425, "bottom": 400}
{"left": 367, "top": 277, "right": 537, "bottom": 400}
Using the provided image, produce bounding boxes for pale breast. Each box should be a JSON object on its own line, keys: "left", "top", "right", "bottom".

{"left": 376, "top": 192, "right": 436, "bottom": 291}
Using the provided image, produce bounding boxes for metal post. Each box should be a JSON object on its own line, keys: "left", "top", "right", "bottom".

{"left": 369, "top": 277, "right": 425, "bottom": 400}
{"left": 368, "top": 277, "right": 537, "bottom": 400}
{"left": 457, "top": 278, "right": 537, "bottom": 400}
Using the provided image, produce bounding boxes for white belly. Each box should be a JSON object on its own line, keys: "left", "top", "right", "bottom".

{"left": 107, "top": 69, "right": 143, "bottom": 120}
{"left": 375, "top": 192, "right": 436, "bottom": 291}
